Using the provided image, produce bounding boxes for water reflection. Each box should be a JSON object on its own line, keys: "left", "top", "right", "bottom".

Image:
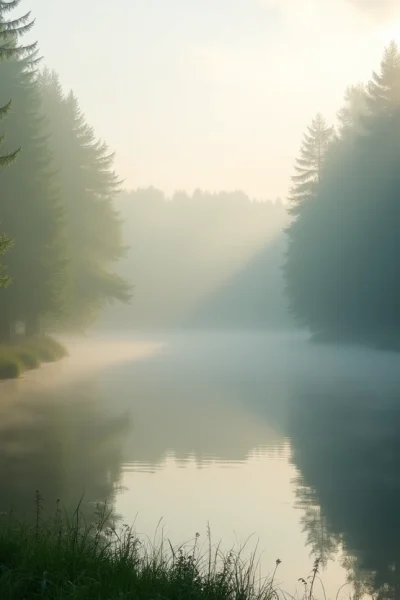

{"left": 290, "top": 387, "right": 400, "bottom": 599}
{"left": 96, "top": 333, "right": 346, "bottom": 595}
{"left": 2, "top": 333, "right": 400, "bottom": 598}
{"left": 0, "top": 380, "right": 131, "bottom": 523}
{"left": 98, "top": 332, "right": 289, "bottom": 468}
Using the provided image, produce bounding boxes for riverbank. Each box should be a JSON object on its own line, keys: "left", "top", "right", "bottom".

{"left": 310, "top": 329, "right": 400, "bottom": 352}
{"left": 0, "top": 335, "right": 67, "bottom": 379}
{"left": 0, "top": 501, "right": 282, "bottom": 600}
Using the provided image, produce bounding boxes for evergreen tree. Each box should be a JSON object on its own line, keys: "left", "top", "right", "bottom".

{"left": 364, "top": 41, "right": 400, "bottom": 120}
{"left": 331, "top": 42, "right": 400, "bottom": 342}
{"left": 0, "top": 1, "right": 37, "bottom": 289}
{"left": 0, "top": 13, "right": 68, "bottom": 340}
{"left": 337, "top": 84, "right": 367, "bottom": 137}
{"left": 350, "top": 41, "right": 400, "bottom": 342}
{"left": 0, "top": 0, "right": 36, "bottom": 164}
{"left": 284, "top": 114, "right": 334, "bottom": 328}
{"left": 284, "top": 41, "right": 400, "bottom": 345}
{"left": 38, "top": 70, "right": 130, "bottom": 329}
{"left": 288, "top": 113, "right": 334, "bottom": 215}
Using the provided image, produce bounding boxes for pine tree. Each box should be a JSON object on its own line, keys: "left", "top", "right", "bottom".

{"left": 0, "top": 16, "right": 68, "bottom": 340}
{"left": 288, "top": 114, "right": 334, "bottom": 215}
{"left": 284, "top": 114, "right": 334, "bottom": 329}
{"left": 351, "top": 41, "right": 400, "bottom": 342}
{"left": 0, "top": 1, "right": 37, "bottom": 290}
{"left": 0, "top": 0, "right": 37, "bottom": 165}
{"left": 38, "top": 70, "right": 131, "bottom": 329}
{"left": 284, "top": 41, "right": 400, "bottom": 345}
{"left": 337, "top": 84, "right": 367, "bottom": 137}
{"left": 332, "top": 42, "right": 400, "bottom": 342}
{"left": 365, "top": 40, "right": 400, "bottom": 120}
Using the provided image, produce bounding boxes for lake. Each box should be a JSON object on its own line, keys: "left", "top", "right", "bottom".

{"left": 1, "top": 331, "right": 399, "bottom": 598}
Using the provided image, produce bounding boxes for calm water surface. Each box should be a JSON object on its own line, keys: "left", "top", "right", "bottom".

{"left": 1, "top": 331, "right": 400, "bottom": 598}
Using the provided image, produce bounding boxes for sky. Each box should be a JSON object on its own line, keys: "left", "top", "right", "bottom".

{"left": 25, "top": 0, "right": 400, "bottom": 200}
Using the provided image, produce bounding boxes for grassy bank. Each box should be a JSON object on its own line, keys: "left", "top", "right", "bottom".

{"left": 0, "top": 335, "right": 68, "bottom": 380}
{"left": 0, "top": 498, "right": 283, "bottom": 600}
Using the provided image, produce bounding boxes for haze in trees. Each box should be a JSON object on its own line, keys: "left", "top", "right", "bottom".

{"left": 0, "top": 1, "right": 130, "bottom": 343}
{"left": 285, "top": 41, "right": 400, "bottom": 350}
{"left": 38, "top": 69, "right": 131, "bottom": 330}
{"left": 2, "top": 3, "right": 400, "bottom": 594}
{"left": 100, "top": 188, "right": 290, "bottom": 332}
{"left": 0, "top": 1, "right": 37, "bottom": 292}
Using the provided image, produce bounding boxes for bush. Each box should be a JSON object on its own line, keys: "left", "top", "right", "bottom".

{"left": 0, "top": 354, "right": 22, "bottom": 379}
{"left": 24, "top": 340, "right": 55, "bottom": 363}
{"left": 0, "top": 335, "right": 67, "bottom": 380}
{"left": 26, "top": 335, "right": 68, "bottom": 363}
{"left": 40, "top": 334, "right": 69, "bottom": 359}
{"left": 12, "top": 346, "right": 41, "bottom": 370}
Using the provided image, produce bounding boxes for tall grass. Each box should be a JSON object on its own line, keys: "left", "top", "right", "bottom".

{"left": 0, "top": 494, "right": 285, "bottom": 600}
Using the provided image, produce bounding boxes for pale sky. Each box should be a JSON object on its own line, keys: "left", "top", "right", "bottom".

{"left": 26, "top": 0, "right": 400, "bottom": 200}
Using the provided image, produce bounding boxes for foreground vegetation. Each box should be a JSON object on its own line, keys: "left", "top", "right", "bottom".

{"left": 0, "top": 335, "right": 67, "bottom": 380}
{"left": 0, "top": 497, "right": 288, "bottom": 600}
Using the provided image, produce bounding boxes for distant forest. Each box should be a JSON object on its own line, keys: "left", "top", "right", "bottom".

{"left": 100, "top": 188, "right": 291, "bottom": 332}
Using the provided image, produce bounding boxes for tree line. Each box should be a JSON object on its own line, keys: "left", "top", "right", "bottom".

{"left": 285, "top": 41, "right": 400, "bottom": 348}
{"left": 101, "top": 187, "right": 287, "bottom": 331}
{"left": 0, "top": 0, "right": 130, "bottom": 342}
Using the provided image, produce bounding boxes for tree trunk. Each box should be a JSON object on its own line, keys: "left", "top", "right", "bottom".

{"left": 25, "top": 315, "right": 40, "bottom": 338}
{"left": 0, "top": 318, "right": 11, "bottom": 343}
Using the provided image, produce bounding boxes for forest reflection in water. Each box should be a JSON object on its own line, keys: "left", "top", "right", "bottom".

{"left": 0, "top": 380, "right": 131, "bottom": 525}
{"left": 0, "top": 333, "right": 400, "bottom": 598}
{"left": 290, "top": 389, "right": 400, "bottom": 600}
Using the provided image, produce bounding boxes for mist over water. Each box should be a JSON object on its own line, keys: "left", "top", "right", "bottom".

{"left": 2, "top": 2, "right": 400, "bottom": 597}
{"left": 1, "top": 331, "right": 400, "bottom": 596}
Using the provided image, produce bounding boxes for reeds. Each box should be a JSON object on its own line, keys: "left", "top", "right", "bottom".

{"left": 0, "top": 494, "right": 284, "bottom": 599}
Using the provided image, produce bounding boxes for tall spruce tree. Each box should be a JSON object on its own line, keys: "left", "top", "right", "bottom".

{"left": 284, "top": 114, "right": 334, "bottom": 328}
{"left": 288, "top": 113, "right": 334, "bottom": 215}
{"left": 0, "top": 0, "right": 37, "bottom": 165}
{"left": 351, "top": 41, "right": 400, "bottom": 342}
{"left": 284, "top": 41, "right": 400, "bottom": 345}
{"left": 337, "top": 84, "right": 367, "bottom": 137}
{"left": 0, "top": 8, "right": 68, "bottom": 340}
{"left": 330, "top": 42, "right": 400, "bottom": 342}
{"left": 365, "top": 41, "right": 400, "bottom": 120}
{"left": 0, "top": 1, "right": 37, "bottom": 290}
{"left": 38, "top": 70, "right": 131, "bottom": 329}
